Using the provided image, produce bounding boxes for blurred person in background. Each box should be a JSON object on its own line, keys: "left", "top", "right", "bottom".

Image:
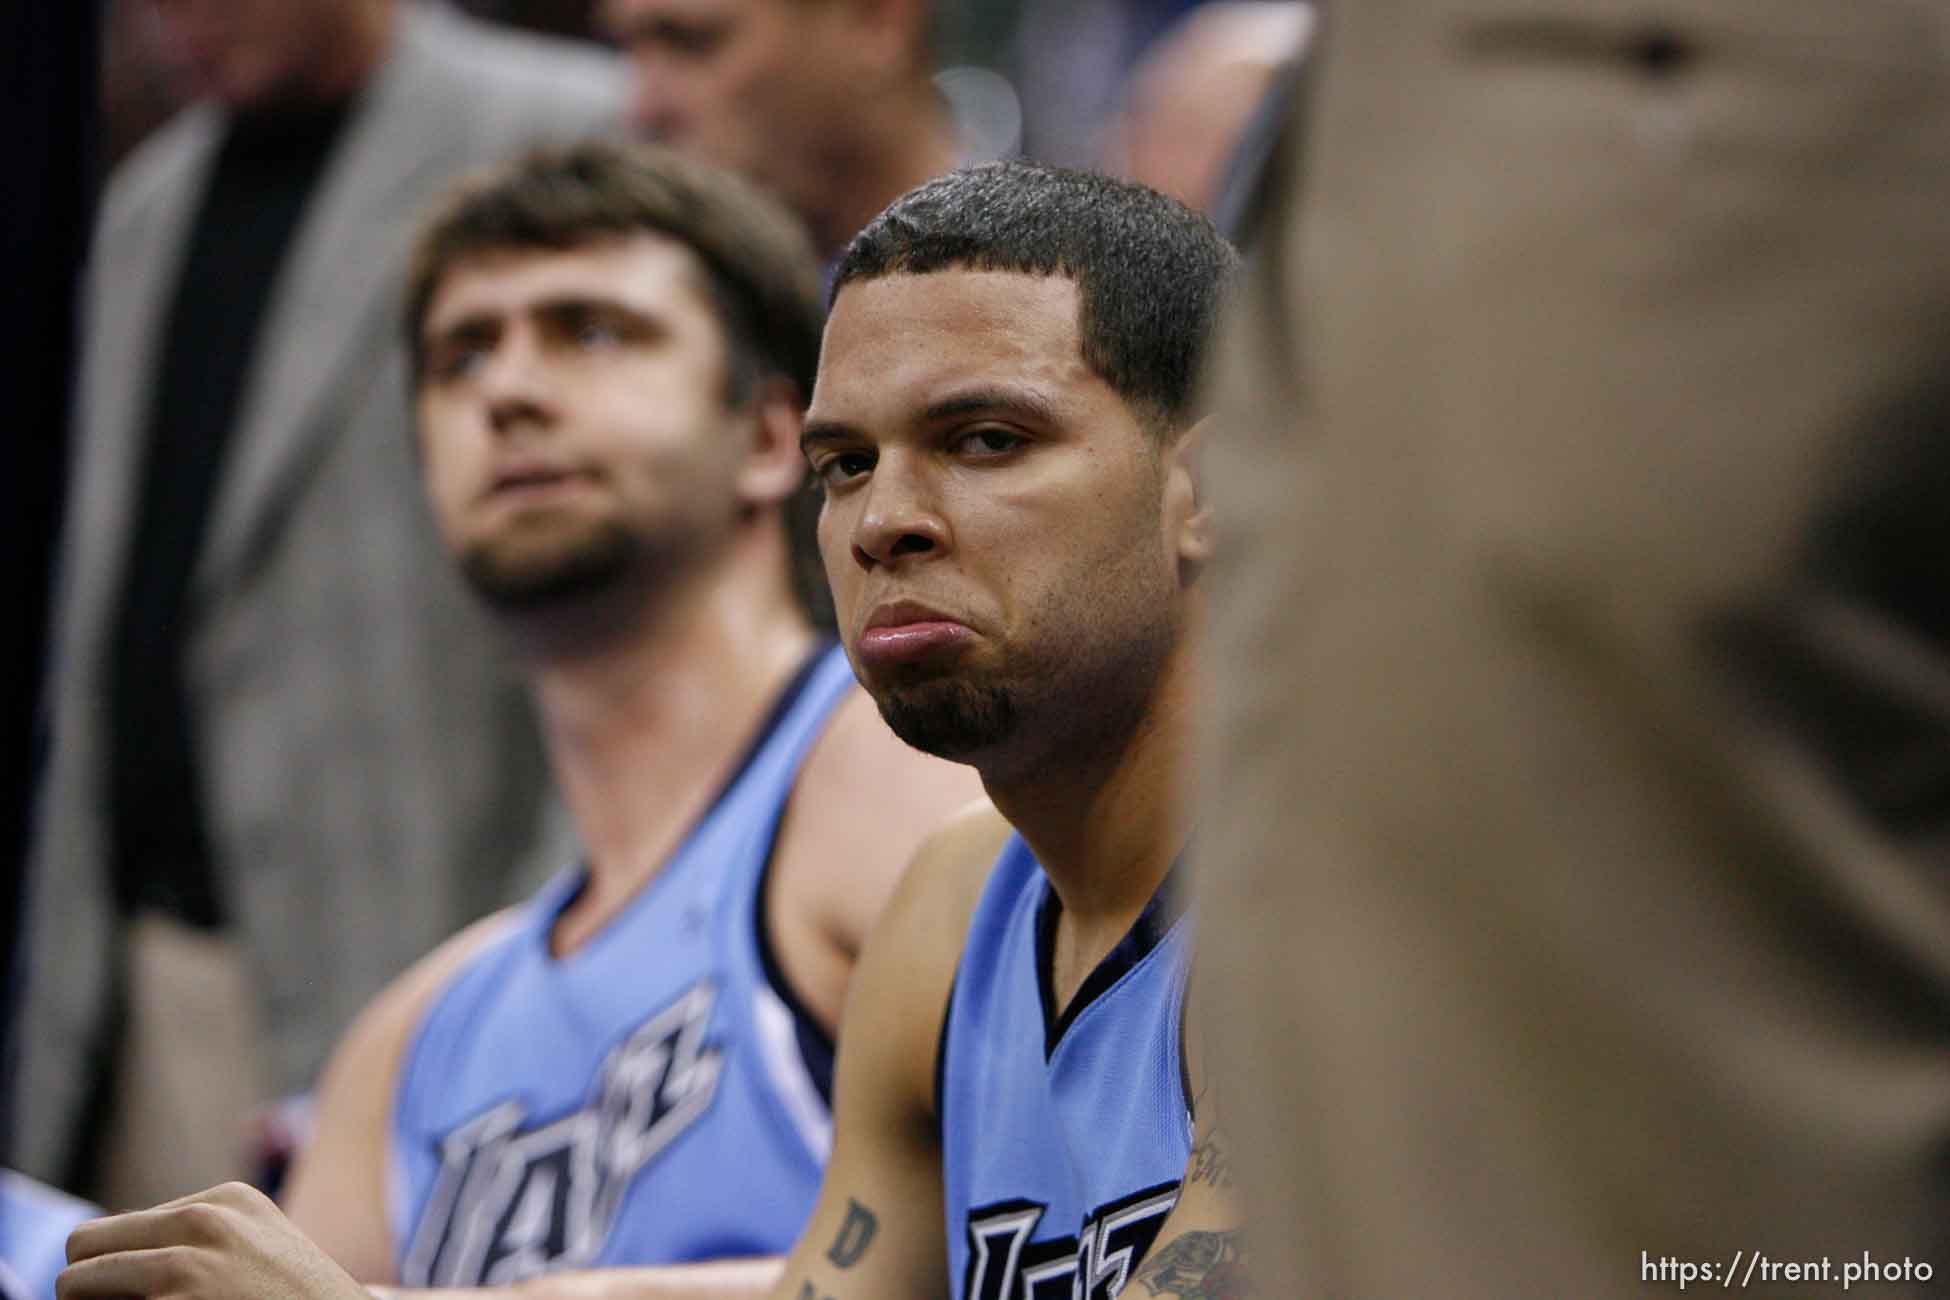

{"left": 54, "top": 139, "right": 980, "bottom": 1297}
{"left": 1198, "top": 1, "right": 1950, "bottom": 1296}
{"left": 1106, "top": 1, "right": 1311, "bottom": 224}
{"left": 1010, "top": 0, "right": 1203, "bottom": 170}
{"left": 281, "top": 138, "right": 977, "bottom": 1289}
{"left": 20, "top": 0, "right": 623, "bottom": 1209}
{"left": 600, "top": 0, "right": 962, "bottom": 260}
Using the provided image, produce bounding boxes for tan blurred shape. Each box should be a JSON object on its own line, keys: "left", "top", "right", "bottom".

{"left": 96, "top": 917, "right": 265, "bottom": 1210}
{"left": 1198, "top": 0, "right": 1950, "bottom": 1295}
{"left": 1109, "top": 1, "right": 1311, "bottom": 214}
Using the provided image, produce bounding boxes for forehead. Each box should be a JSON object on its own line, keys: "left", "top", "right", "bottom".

{"left": 602, "top": 0, "right": 766, "bottom": 34}
{"left": 812, "top": 270, "right": 1097, "bottom": 424}
{"left": 422, "top": 232, "right": 715, "bottom": 335}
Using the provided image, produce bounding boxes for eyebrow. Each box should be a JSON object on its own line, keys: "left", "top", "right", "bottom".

{"left": 425, "top": 293, "right": 656, "bottom": 344}
{"left": 799, "top": 419, "right": 860, "bottom": 455}
{"left": 922, "top": 386, "right": 1063, "bottom": 429}
{"left": 800, "top": 385, "right": 1063, "bottom": 455}
{"left": 604, "top": 8, "right": 724, "bottom": 43}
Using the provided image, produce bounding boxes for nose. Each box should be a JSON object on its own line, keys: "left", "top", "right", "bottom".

{"left": 626, "top": 60, "right": 688, "bottom": 140}
{"left": 849, "top": 454, "right": 949, "bottom": 571}
{"left": 479, "top": 329, "right": 557, "bottom": 437}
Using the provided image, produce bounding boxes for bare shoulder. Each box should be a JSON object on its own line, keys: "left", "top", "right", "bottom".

{"left": 837, "top": 798, "right": 1013, "bottom": 1123}
{"left": 898, "top": 799, "right": 1016, "bottom": 922}
{"left": 795, "top": 687, "right": 985, "bottom": 859}
{"left": 282, "top": 906, "right": 520, "bottom": 1257}
{"left": 339, "top": 906, "right": 522, "bottom": 1064}
{"left": 779, "top": 687, "right": 986, "bottom": 948}
{"left": 866, "top": 798, "right": 1015, "bottom": 989}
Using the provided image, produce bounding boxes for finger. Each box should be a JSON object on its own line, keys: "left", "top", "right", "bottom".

{"left": 67, "top": 1199, "right": 229, "bottom": 1263}
{"left": 57, "top": 1246, "right": 196, "bottom": 1299}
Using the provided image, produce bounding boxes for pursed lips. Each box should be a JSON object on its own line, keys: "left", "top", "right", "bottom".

{"left": 856, "top": 598, "right": 977, "bottom": 668}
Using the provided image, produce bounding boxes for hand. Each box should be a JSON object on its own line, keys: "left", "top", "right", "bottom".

{"left": 59, "top": 1181, "right": 374, "bottom": 1300}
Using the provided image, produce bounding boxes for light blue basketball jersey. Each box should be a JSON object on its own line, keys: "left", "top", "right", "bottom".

{"left": 0, "top": 1170, "right": 98, "bottom": 1300}
{"left": 390, "top": 644, "right": 856, "bottom": 1284}
{"left": 940, "top": 837, "right": 1194, "bottom": 1300}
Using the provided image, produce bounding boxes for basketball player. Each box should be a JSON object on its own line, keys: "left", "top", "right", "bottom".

{"left": 752, "top": 158, "right": 1245, "bottom": 1300}
{"left": 58, "top": 137, "right": 979, "bottom": 1298}
{"left": 59, "top": 162, "right": 1239, "bottom": 1300}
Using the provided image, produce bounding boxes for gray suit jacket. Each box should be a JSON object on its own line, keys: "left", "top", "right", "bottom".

{"left": 18, "top": 2, "right": 620, "bottom": 1181}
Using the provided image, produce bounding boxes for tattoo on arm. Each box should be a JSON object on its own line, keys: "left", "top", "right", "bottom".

{"left": 1187, "top": 1126, "right": 1233, "bottom": 1189}
{"left": 1131, "top": 1230, "right": 1250, "bottom": 1299}
{"left": 826, "top": 1198, "right": 879, "bottom": 1269}
{"left": 796, "top": 1283, "right": 839, "bottom": 1300}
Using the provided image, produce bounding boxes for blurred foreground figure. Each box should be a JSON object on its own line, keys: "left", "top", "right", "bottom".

{"left": 22, "top": 0, "right": 621, "bottom": 1204}
{"left": 1199, "top": 2, "right": 1950, "bottom": 1295}
{"left": 601, "top": 0, "right": 960, "bottom": 258}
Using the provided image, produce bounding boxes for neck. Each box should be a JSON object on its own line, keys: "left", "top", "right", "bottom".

{"left": 980, "top": 635, "right": 1197, "bottom": 938}
{"left": 519, "top": 525, "right": 815, "bottom": 951}
{"left": 810, "top": 86, "right": 959, "bottom": 258}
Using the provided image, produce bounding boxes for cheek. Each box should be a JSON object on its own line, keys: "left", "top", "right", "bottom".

{"left": 415, "top": 410, "right": 474, "bottom": 525}
{"left": 814, "top": 501, "right": 857, "bottom": 592}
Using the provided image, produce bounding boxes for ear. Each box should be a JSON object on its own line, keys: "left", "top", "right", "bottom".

{"left": 1164, "top": 414, "right": 1215, "bottom": 578}
{"left": 736, "top": 377, "right": 811, "bottom": 509}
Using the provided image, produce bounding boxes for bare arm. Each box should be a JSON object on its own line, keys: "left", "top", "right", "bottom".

{"left": 370, "top": 1258, "right": 784, "bottom": 1300}
{"left": 282, "top": 911, "right": 519, "bottom": 1283}
{"left": 1126, "top": 994, "right": 1248, "bottom": 1300}
{"left": 59, "top": 1190, "right": 785, "bottom": 1300}
{"left": 762, "top": 803, "right": 1008, "bottom": 1300}
{"left": 60, "top": 810, "right": 1003, "bottom": 1300}
{"left": 767, "top": 688, "right": 985, "bottom": 1036}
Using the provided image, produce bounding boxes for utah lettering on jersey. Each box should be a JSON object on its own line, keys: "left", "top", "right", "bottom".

{"left": 963, "top": 1182, "right": 1179, "bottom": 1300}
{"left": 401, "top": 983, "right": 725, "bottom": 1285}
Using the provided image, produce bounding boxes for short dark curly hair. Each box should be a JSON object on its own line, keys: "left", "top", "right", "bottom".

{"left": 831, "top": 161, "right": 1239, "bottom": 433}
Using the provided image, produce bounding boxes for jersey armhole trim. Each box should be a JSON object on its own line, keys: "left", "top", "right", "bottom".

{"left": 1176, "top": 978, "right": 1196, "bottom": 1128}
{"left": 753, "top": 832, "right": 838, "bottom": 1104}
{"left": 932, "top": 973, "right": 958, "bottom": 1139}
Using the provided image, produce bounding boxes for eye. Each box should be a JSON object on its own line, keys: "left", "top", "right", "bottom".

{"left": 570, "top": 313, "right": 624, "bottom": 350}
{"left": 656, "top": 18, "right": 732, "bottom": 58}
{"left": 813, "top": 449, "right": 876, "bottom": 488}
{"left": 951, "top": 427, "right": 1026, "bottom": 458}
{"left": 427, "top": 339, "right": 490, "bottom": 384}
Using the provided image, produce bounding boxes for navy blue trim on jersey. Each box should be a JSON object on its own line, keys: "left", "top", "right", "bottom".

{"left": 544, "top": 642, "right": 835, "bottom": 937}
{"left": 745, "top": 639, "right": 845, "bottom": 1104}
{"left": 933, "top": 977, "right": 957, "bottom": 1128}
{"left": 753, "top": 832, "right": 838, "bottom": 1105}
{"left": 1178, "top": 985, "right": 1197, "bottom": 1125}
{"left": 1035, "top": 859, "right": 1189, "bottom": 1059}
{"left": 390, "top": 642, "right": 856, "bottom": 1281}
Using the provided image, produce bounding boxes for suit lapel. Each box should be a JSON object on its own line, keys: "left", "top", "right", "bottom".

{"left": 60, "top": 111, "right": 221, "bottom": 666}
{"left": 194, "top": 6, "right": 458, "bottom": 600}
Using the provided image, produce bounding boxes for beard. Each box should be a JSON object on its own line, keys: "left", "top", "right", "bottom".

{"left": 861, "top": 568, "right": 1181, "bottom": 774}
{"left": 874, "top": 675, "right": 1020, "bottom": 759}
{"left": 457, "top": 515, "right": 641, "bottom": 614}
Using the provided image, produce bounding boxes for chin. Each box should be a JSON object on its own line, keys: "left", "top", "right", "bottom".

{"left": 873, "top": 678, "right": 1017, "bottom": 762}
{"left": 458, "top": 525, "right": 639, "bottom": 613}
